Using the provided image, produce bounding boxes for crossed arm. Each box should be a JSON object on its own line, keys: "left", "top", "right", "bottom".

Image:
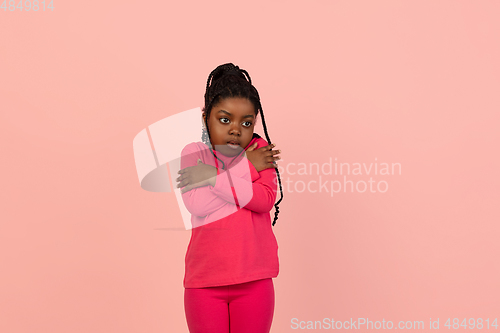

{"left": 178, "top": 143, "right": 277, "bottom": 217}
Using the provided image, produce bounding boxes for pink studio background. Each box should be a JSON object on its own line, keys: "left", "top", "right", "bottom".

{"left": 1, "top": 1, "right": 499, "bottom": 332}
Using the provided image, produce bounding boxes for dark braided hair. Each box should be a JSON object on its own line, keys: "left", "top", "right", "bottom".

{"left": 201, "top": 63, "right": 283, "bottom": 226}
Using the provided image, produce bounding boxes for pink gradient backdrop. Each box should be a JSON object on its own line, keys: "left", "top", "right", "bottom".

{"left": 1, "top": 1, "right": 499, "bottom": 332}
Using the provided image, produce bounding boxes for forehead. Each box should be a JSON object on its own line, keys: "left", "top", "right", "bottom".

{"left": 211, "top": 97, "right": 256, "bottom": 116}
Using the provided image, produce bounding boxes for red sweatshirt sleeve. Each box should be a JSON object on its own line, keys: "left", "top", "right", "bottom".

{"left": 180, "top": 139, "right": 278, "bottom": 216}
{"left": 179, "top": 143, "right": 236, "bottom": 217}
{"left": 245, "top": 164, "right": 277, "bottom": 213}
{"left": 210, "top": 138, "right": 277, "bottom": 214}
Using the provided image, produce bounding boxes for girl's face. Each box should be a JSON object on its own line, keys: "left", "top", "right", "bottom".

{"left": 204, "top": 97, "right": 256, "bottom": 156}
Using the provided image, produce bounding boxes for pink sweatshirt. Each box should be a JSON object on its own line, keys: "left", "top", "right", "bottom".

{"left": 180, "top": 134, "right": 279, "bottom": 288}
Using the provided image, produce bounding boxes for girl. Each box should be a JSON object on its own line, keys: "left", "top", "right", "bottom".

{"left": 175, "top": 63, "right": 284, "bottom": 333}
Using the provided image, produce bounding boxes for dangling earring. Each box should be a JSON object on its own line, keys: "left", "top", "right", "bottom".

{"left": 201, "top": 122, "right": 213, "bottom": 149}
{"left": 201, "top": 124, "right": 210, "bottom": 145}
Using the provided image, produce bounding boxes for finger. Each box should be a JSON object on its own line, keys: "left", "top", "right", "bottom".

{"left": 176, "top": 173, "right": 188, "bottom": 182}
{"left": 264, "top": 143, "right": 276, "bottom": 151}
{"left": 263, "top": 149, "right": 280, "bottom": 158}
{"left": 177, "top": 178, "right": 189, "bottom": 188}
{"left": 271, "top": 148, "right": 281, "bottom": 156}
{"left": 182, "top": 184, "right": 194, "bottom": 194}
{"left": 267, "top": 156, "right": 280, "bottom": 164}
{"left": 264, "top": 149, "right": 280, "bottom": 157}
{"left": 258, "top": 144, "right": 272, "bottom": 152}
{"left": 178, "top": 165, "right": 196, "bottom": 174}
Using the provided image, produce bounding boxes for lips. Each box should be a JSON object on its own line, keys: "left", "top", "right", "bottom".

{"left": 226, "top": 140, "right": 241, "bottom": 150}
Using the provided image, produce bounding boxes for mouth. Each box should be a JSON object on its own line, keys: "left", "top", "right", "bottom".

{"left": 227, "top": 140, "right": 240, "bottom": 149}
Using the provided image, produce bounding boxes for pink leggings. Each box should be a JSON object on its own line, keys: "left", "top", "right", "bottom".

{"left": 184, "top": 278, "right": 275, "bottom": 333}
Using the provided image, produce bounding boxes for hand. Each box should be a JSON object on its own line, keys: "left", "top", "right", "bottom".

{"left": 176, "top": 159, "right": 218, "bottom": 194}
{"left": 245, "top": 142, "right": 281, "bottom": 172}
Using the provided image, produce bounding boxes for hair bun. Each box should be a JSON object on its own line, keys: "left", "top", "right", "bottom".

{"left": 222, "top": 65, "right": 242, "bottom": 78}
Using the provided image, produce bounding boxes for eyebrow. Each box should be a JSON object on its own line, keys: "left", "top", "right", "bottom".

{"left": 217, "top": 109, "right": 255, "bottom": 119}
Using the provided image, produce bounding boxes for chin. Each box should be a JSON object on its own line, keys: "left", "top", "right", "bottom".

{"left": 214, "top": 144, "right": 244, "bottom": 156}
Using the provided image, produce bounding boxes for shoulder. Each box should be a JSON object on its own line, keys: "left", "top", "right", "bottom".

{"left": 181, "top": 141, "right": 208, "bottom": 155}
{"left": 246, "top": 134, "right": 270, "bottom": 150}
{"left": 180, "top": 142, "right": 213, "bottom": 163}
{"left": 180, "top": 142, "right": 212, "bottom": 167}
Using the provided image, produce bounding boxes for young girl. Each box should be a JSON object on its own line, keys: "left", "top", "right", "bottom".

{"left": 175, "top": 63, "right": 284, "bottom": 333}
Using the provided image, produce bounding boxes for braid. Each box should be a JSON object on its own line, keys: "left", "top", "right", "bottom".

{"left": 202, "top": 63, "right": 284, "bottom": 226}
{"left": 255, "top": 101, "right": 284, "bottom": 226}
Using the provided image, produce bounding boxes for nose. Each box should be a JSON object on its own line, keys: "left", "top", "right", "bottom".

{"left": 229, "top": 124, "right": 241, "bottom": 136}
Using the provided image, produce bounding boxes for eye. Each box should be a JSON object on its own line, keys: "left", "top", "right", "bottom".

{"left": 242, "top": 121, "right": 253, "bottom": 128}
{"left": 219, "top": 117, "right": 230, "bottom": 124}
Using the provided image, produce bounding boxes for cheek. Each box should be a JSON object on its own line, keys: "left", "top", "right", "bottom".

{"left": 209, "top": 126, "right": 225, "bottom": 140}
